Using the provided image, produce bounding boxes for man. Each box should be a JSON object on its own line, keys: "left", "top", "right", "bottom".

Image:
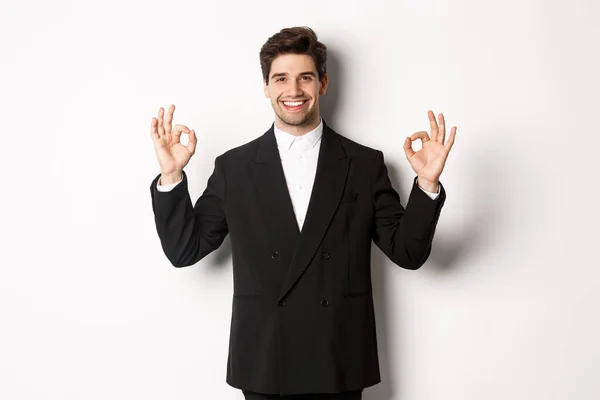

{"left": 149, "top": 27, "right": 456, "bottom": 399}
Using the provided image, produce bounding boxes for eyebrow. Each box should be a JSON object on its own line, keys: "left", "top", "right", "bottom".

{"left": 270, "top": 71, "right": 317, "bottom": 80}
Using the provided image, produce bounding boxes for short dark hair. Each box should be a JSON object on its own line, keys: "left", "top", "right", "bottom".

{"left": 259, "top": 26, "right": 327, "bottom": 84}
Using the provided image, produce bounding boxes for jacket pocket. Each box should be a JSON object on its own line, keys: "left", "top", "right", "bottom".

{"left": 340, "top": 192, "right": 358, "bottom": 203}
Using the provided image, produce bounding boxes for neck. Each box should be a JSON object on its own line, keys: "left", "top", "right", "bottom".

{"left": 275, "top": 112, "right": 321, "bottom": 136}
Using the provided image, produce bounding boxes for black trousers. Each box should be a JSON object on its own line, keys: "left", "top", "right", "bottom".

{"left": 242, "top": 389, "right": 363, "bottom": 400}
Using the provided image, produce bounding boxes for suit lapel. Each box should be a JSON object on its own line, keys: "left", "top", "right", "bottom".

{"left": 250, "top": 125, "right": 300, "bottom": 252}
{"left": 250, "top": 121, "right": 351, "bottom": 302}
{"left": 277, "top": 121, "right": 350, "bottom": 302}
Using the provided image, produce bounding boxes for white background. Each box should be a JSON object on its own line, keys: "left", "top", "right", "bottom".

{"left": 1, "top": 0, "right": 599, "bottom": 399}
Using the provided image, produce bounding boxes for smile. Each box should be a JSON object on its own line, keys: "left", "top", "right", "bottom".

{"left": 281, "top": 100, "right": 307, "bottom": 110}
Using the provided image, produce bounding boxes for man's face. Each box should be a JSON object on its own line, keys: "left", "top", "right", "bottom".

{"left": 263, "top": 53, "right": 328, "bottom": 130}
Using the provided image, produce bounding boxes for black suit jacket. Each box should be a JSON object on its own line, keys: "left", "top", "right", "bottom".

{"left": 150, "top": 120, "right": 446, "bottom": 395}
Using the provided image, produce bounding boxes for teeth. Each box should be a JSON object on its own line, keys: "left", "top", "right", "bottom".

{"left": 283, "top": 101, "right": 305, "bottom": 107}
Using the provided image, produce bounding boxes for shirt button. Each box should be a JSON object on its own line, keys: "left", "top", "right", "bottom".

{"left": 321, "top": 252, "right": 330, "bottom": 260}
{"left": 299, "top": 155, "right": 304, "bottom": 160}
{"left": 298, "top": 185, "right": 303, "bottom": 190}
{"left": 271, "top": 252, "right": 279, "bottom": 259}
{"left": 320, "top": 299, "right": 329, "bottom": 307}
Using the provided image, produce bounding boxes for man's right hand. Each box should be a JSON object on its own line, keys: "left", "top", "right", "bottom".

{"left": 150, "top": 104, "right": 197, "bottom": 185}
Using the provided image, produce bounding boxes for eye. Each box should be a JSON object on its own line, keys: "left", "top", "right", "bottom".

{"left": 301, "top": 76, "right": 312, "bottom": 81}
{"left": 276, "top": 77, "right": 285, "bottom": 82}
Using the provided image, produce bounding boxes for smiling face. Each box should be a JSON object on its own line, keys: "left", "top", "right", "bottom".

{"left": 263, "top": 53, "right": 328, "bottom": 135}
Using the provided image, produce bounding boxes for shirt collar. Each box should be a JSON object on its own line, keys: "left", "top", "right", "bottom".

{"left": 273, "top": 118, "right": 323, "bottom": 151}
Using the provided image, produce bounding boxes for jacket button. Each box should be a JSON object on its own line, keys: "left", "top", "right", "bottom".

{"left": 271, "top": 252, "right": 279, "bottom": 259}
{"left": 278, "top": 300, "right": 286, "bottom": 307}
{"left": 321, "top": 252, "right": 330, "bottom": 259}
{"left": 320, "top": 299, "right": 329, "bottom": 307}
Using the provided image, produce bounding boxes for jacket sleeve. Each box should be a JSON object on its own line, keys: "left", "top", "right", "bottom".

{"left": 150, "top": 155, "right": 229, "bottom": 267}
{"left": 370, "top": 150, "right": 445, "bottom": 269}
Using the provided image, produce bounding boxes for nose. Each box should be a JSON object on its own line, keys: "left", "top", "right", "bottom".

{"left": 288, "top": 80, "right": 303, "bottom": 98}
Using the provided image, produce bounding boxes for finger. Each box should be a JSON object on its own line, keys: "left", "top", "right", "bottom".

{"left": 444, "top": 126, "right": 457, "bottom": 151}
{"left": 428, "top": 110, "right": 439, "bottom": 141}
{"left": 150, "top": 117, "right": 158, "bottom": 140}
{"left": 438, "top": 113, "right": 446, "bottom": 143}
{"left": 187, "top": 130, "right": 197, "bottom": 154}
{"left": 157, "top": 107, "right": 165, "bottom": 137}
{"left": 403, "top": 136, "right": 415, "bottom": 159}
{"left": 172, "top": 124, "right": 190, "bottom": 138}
{"left": 410, "top": 130, "right": 430, "bottom": 143}
{"left": 165, "top": 104, "right": 175, "bottom": 135}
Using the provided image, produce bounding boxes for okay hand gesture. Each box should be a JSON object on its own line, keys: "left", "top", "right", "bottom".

{"left": 404, "top": 110, "right": 456, "bottom": 191}
{"left": 150, "top": 104, "right": 197, "bottom": 176}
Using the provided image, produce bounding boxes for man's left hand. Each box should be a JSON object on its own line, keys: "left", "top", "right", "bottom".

{"left": 403, "top": 110, "right": 457, "bottom": 193}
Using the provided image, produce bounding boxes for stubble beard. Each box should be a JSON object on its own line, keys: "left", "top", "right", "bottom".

{"left": 274, "top": 99, "right": 318, "bottom": 127}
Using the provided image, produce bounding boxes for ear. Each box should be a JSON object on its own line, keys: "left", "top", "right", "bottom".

{"left": 319, "top": 74, "right": 329, "bottom": 96}
{"left": 263, "top": 79, "right": 271, "bottom": 98}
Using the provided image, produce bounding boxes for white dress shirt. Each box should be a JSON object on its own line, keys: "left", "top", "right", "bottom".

{"left": 156, "top": 119, "right": 440, "bottom": 230}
